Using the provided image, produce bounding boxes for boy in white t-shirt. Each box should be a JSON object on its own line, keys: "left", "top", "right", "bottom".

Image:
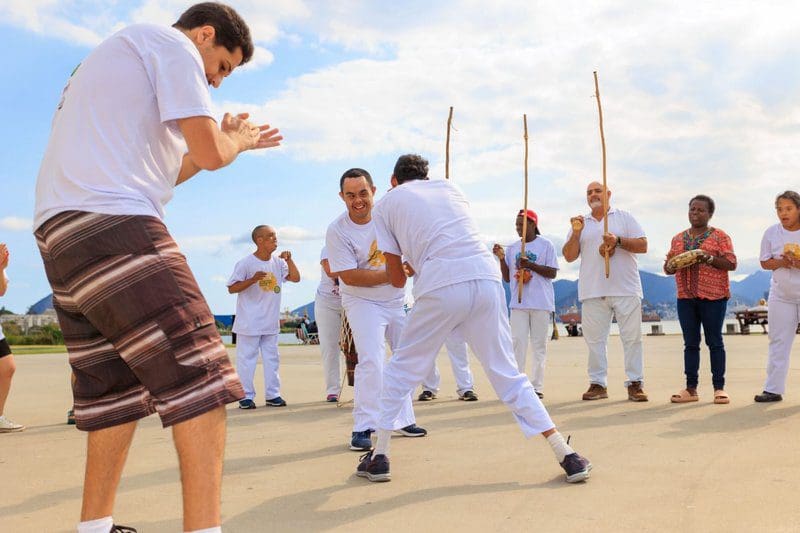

{"left": 356, "top": 154, "right": 591, "bottom": 484}
{"left": 228, "top": 225, "right": 300, "bottom": 408}
{"left": 0, "top": 244, "right": 24, "bottom": 433}
{"left": 326, "top": 168, "right": 426, "bottom": 452}
{"left": 493, "top": 209, "right": 558, "bottom": 398}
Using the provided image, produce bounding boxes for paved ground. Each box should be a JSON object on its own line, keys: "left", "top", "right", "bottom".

{"left": 3, "top": 333, "right": 800, "bottom": 532}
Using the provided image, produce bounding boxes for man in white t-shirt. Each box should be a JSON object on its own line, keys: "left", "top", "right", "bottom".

{"left": 314, "top": 246, "right": 343, "bottom": 402}
{"left": 562, "top": 182, "right": 649, "bottom": 402}
{"left": 356, "top": 154, "right": 591, "bottom": 484}
{"left": 31, "top": 4, "right": 282, "bottom": 532}
{"left": 493, "top": 209, "right": 558, "bottom": 399}
{"left": 228, "top": 225, "right": 300, "bottom": 408}
{"left": 326, "top": 168, "right": 426, "bottom": 452}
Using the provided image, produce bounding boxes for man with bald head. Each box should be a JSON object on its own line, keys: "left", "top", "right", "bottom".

{"left": 228, "top": 225, "right": 300, "bottom": 408}
{"left": 562, "top": 182, "right": 649, "bottom": 402}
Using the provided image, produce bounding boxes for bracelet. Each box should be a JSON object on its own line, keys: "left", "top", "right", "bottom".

{"left": 616, "top": 236, "right": 622, "bottom": 248}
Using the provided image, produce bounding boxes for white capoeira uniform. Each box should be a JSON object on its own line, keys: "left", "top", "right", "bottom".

{"left": 505, "top": 237, "right": 558, "bottom": 393}
{"left": 760, "top": 224, "right": 800, "bottom": 394}
{"left": 373, "top": 179, "right": 554, "bottom": 437}
{"left": 228, "top": 253, "right": 289, "bottom": 401}
{"left": 567, "top": 208, "right": 646, "bottom": 388}
{"left": 314, "top": 246, "right": 343, "bottom": 397}
{"left": 326, "top": 212, "right": 416, "bottom": 432}
{"left": 420, "top": 329, "right": 476, "bottom": 396}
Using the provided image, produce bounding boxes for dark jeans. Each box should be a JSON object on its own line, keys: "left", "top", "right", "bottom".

{"left": 677, "top": 298, "right": 728, "bottom": 390}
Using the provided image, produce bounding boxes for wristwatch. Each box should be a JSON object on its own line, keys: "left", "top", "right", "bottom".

{"left": 615, "top": 236, "right": 622, "bottom": 248}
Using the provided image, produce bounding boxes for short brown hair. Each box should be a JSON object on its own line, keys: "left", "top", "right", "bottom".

{"left": 174, "top": 2, "right": 254, "bottom": 64}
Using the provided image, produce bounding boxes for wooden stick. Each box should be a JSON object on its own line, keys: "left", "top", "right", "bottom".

{"left": 445, "top": 106, "right": 454, "bottom": 180}
{"left": 593, "top": 71, "right": 610, "bottom": 278}
{"left": 519, "top": 114, "right": 529, "bottom": 304}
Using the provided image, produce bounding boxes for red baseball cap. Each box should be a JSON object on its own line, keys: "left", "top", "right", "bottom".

{"left": 518, "top": 209, "right": 541, "bottom": 235}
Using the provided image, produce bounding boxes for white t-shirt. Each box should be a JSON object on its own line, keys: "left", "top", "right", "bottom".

{"left": 325, "top": 212, "right": 403, "bottom": 305}
{"left": 566, "top": 208, "right": 645, "bottom": 300}
{"left": 373, "top": 179, "right": 500, "bottom": 299}
{"left": 228, "top": 254, "right": 289, "bottom": 336}
{"left": 34, "top": 24, "right": 214, "bottom": 229}
{"left": 760, "top": 223, "right": 800, "bottom": 303}
{"left": 316, "top": 246, "right": 342, "bottom": 309}
{"left": 505, "top": 237, "right": 558, "bottom": 311}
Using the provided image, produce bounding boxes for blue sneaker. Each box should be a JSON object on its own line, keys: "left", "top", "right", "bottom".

{"left": 395, "top": 424, "right": 427, "bottom": 437}
{"left": 238, "top": 399, "right": 256, "bottom": 410}
{"left": 560, "top": 452, "right": 592, "bottom": 483}
{"left": 350, "top": 430, "right": 373, "bottom": 451}
{"left": 356, "top": 451, "right": 391, "bottom": 482}
{"left": 265, "top": 396, "right": 287, "bottom": 407}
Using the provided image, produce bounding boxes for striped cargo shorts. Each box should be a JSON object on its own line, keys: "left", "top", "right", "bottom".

{"left": 35, "top": 211, "right": 244, "bottom": 431}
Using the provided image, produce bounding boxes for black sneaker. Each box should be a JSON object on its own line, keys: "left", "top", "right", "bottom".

{"left": 754, "top": 391, "right": 783, "bottom": 402}
{"left": 560, "top": 453, "right": 592, "bottom": 483}
{"left": 265, "top": 396, "right": 287, "bottom": 407}
{"left": 350, "top": 430, "right": 373, "bottom": 451}
{"left": 418, "top": 390, "right": 436, "bottom": 401}
{"left": 395, "top": 424, "right": 427, "bottom": 437}
{"left": 459, "top": 390, "right": 479, "bottom": 401}
{"left": 110, "top": 526, "right": 137, "bottom": 533}
{"left": 356, "top": 451, "right": 391, "bottom": 482}
{"left": 238, "top": 399, "right": 256, "bottom": 409}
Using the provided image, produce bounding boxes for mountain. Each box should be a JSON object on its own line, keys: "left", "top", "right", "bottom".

{"left": 554, "top": 270, "right": 771, "bottom": 311}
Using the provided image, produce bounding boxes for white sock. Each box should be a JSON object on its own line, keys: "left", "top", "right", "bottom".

{"left": 186, "top": 528, "right": 222, "bottom": 533}
{"left": 77, "top": 516, "right": 113, "bottom": 533}
{"left": 373, "top": 429, "right": 392, "bottom": 456}
{"left": 546, "top": 431, "right": 574, "bottom": 463}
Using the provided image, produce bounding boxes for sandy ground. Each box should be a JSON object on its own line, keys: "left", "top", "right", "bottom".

{"left": 2, "top": 333, "right": 800, "bottom": 532}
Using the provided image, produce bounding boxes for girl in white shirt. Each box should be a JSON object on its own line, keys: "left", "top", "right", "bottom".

{"left": 755, "top": 191, "right": 800, "bottom": 402}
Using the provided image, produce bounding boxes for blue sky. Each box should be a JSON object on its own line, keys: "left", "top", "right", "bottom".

{"left": 1, "top": 1, "right": 798, "bottom": 315}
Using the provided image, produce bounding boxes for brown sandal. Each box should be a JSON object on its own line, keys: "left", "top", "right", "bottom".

{"left": 670, "top": 389, "right": 699, "bottom": 403}
{"left": 713, "top": 390, "right": 730, "bottom": 404}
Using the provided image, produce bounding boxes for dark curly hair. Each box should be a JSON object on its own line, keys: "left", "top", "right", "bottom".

{"left": 174, "top": 2, "right": 254, "bottom": 64}
{"left": 393, "top": 154, "right": 429, "bottom": 184}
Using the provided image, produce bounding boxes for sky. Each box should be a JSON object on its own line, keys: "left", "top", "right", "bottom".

{"left": 0, "top": 0, "right": 798, "bottom": 315}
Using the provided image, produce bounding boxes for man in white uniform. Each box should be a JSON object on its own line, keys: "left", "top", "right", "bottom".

{"left": 357, "top": 154, "right": 591, "bottom": 484}
{"left": 314, "top": 246, "right": 343, "bottom": 402}
{"left": 562, "top": 182, "right": 649, "bottom": 402}
{"left": 418, "top": 330, "right": 479, "bottom": 402}
{"left": 493, "top": 209, "right": 558, "bottom": 399}
{"left": 228, "top": 225, "right": 300, "bottom": 408}
{"left": 326, "top": 168, "right": 426, "bottom": 451}
{"left": 32, "top": 4, "right": 283, "bottom": 532}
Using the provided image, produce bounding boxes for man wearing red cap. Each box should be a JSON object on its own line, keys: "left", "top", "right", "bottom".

{"left": 493, "top": 209, "right": 558, "bottom": 399}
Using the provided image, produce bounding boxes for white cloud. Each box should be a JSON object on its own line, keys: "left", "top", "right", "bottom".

{"left": 0, "top": 217, "right": 32, "bottom": 231}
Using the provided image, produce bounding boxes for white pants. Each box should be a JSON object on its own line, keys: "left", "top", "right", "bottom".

{"left": 581, "top": 296, "right": 644, "bottom": 387}
{"left": 314, "top": 296, "right": 342, "bottom": 397}
{"left": 380, "top": 280, "right": 554, "bottom": 437}
{"left": 763, "top": 298, "right": 800, "bottom": 394}
{"left": 510, "top": 308, "right": 551, "bottom": 391}
{"left": 421, "top": 329, "right": 475, "bottom": 395}
{"left": 236, "top": 334, "right": 280, "bottom": 401}
{"left": 344, "top": 298, "right": 415, "bottom": 432}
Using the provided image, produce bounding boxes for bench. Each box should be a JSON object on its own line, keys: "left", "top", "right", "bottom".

{"left": 734, "top": 310, "right": 768, "bottom": 335}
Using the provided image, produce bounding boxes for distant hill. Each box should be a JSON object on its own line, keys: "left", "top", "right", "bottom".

{"left": 27, "top": 294, "right": 53, "bottom": 314}
{"left": 554, "top": 270, "right": 771, "bottom": 311}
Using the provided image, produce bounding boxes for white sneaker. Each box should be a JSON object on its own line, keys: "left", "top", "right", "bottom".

{"left": 0, "top": 415, "right": 24, "bottom": 432}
